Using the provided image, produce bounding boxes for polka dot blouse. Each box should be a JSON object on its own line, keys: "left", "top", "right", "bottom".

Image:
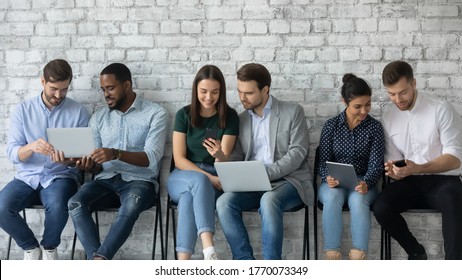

{"left": 318, "top": 109, "right": 385, "bottom": 188}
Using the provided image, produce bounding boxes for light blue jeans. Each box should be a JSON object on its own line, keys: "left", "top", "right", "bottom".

{"left": 167, "top": 163, "right": 219, "bottom": 254}
{"left": 0, "top": 178, "right": 77, "bottom": 250}
{"left": 318, "top": 182, "right": 378, "bottom": 251}
{"left": 216, "top": 180, "right": 303, "bottom": 260}
{"left": 68, "top": 174, "right": 156, "bottom": 260}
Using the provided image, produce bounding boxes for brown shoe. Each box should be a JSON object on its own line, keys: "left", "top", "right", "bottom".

{"left": 325, "top": 250, "right": 342, "bottom": 260}
{"left": 349, "top": 249, "right": 366, "bottom": 260}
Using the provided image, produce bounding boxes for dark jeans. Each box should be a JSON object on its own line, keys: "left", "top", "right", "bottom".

{"left": 68, "top": 175, "right": 157, "bottom": 259}
{"left": 0, "top": 178, "right": 78, "bottom": 250}
{"left": 373, "top": 175, "right": 462, "bottom": 260}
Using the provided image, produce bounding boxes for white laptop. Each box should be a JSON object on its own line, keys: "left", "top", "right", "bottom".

{"left": 326, "top": 161, "right": 359, "bottom": 189}
{"left": 46, "top": 127, "right": 95, "bottom": 158}
{"left": 215, "top": 161, "right": 272, "bottom": 192}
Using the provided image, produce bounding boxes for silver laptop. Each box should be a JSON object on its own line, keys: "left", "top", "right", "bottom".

{"left": 215, "top": 161, "right": 272, "bottom": 192}
{"left": 326, "top": 161, "right": 359, "bottom": 189}
{"left": 46, "top": 127, "right": 95, "bottom": 158}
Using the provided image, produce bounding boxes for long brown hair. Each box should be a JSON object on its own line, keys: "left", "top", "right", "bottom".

{"left": 190, "top": 65, "right": 230, "bottom": 129}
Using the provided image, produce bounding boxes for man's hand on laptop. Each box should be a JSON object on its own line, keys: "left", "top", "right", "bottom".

{"left": 75, "top": 156, "right": 97, "bottom": 172}
{"left": 32, "top": 138, "right": 54, "bottom": 156}
{"left": 90, "top": 148, "right": 116, "bottom": 163}
{"left": 51, "top": 150, "right": 78, "bottom": 166}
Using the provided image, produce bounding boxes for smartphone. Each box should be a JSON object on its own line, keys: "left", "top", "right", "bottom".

{"left": 204, "top": 128, "right": 218, "bottom": 140}
{"left": 394, "top": 159, "right": 407, "bottom": 167}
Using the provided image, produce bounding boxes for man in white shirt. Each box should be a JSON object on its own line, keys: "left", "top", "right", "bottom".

{"left": 373, "top": 60, "right": 462, "bottom": 260}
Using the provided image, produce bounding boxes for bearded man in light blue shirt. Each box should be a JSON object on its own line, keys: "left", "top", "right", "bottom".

{"left": 0, "top": 59, "right": 90, "bottom": 260}
{"left": 68, "top": 63, "right": 168, "bottom": 260}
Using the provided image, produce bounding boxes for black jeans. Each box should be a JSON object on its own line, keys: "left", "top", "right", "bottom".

{"left": 373, "top": 175, "right": 462, "bottom": 260}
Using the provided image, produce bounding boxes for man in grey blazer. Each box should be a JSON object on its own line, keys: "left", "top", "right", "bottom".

{"left": 216, "top": 63, "right": 313, "bottom": 260}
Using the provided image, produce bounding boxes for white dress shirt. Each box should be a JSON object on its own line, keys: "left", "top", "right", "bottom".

{"left": 381, "top": 92, "right": 462, "bottom": 176}
{"left": 249, "top": 96, "right": 273, "bottom": 165}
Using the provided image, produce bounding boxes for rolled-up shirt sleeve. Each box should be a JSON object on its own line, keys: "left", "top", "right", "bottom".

{"left": 438, "top": 101, "right": 462, "bottom": 164}
{"left": 144, "top": 106, "right": 169, "bottom": 173}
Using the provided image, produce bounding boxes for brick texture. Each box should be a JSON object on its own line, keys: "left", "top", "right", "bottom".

{"left": 1, "top": 1, "right": 461, "bottom": 260}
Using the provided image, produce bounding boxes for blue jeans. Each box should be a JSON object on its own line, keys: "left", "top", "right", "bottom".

{"left": 318, "top": 182, "right": 378, "bottom": 251}
{"left": 167, "top": 163, "right": 218, "bottom": 254}
{"left": 216, "top": 180, "right": 302, "bottom": 260}
{"left": 0, "top": 178, "right": 77, "bottom": 250}
{"left": 68, "top": 174, "right": 156, "bottom": 260}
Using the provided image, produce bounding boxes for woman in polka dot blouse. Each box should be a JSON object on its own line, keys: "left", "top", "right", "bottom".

{"left": 318, "top": 73, "right": 385, "bottom": 260}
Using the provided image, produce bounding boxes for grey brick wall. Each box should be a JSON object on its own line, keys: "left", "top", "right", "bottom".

{"left": 1, "top": 0, "right": 461, "bottom": 260}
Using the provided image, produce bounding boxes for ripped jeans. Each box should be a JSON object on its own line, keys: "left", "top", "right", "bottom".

{"left": 68, "top": 174, "right": 156, "bottom": 260}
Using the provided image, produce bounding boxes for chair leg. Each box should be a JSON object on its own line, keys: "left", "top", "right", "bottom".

{"left": 313, "top": 205, "right": 318, "bottom": 260}
{"left": 303, "top": 206, "right": 309, "bottom": 260}
{"left": 158, "top": 204, "right": 164, "bottom": 260}
{"left": 386, "top": 232, "right": 391, "bottom": 260}
{"left": 172, "top": 207, "right": 177, "bottom": 260}
{"left": 6, "top": 209, "right": 27, "bottom": 260}
{"left": 6, "top": 235, "right": 12, "bottom": 260}
{"left": 164, "top": 202, "right": 170, "bottom": 260}
{"left": 152, "top": 206, "right": 158, "bottom": 260}
{"left": 380, "top": 227, "right": 392, "bottom": 260}
{"left": 94, "top": 211, "right": 100, "bottom": 241}
{"left": 152, "top": 200, "right": 164, "bottom": 260}
{"left": 71, "top": 232, "right": 78, "bottom": 260}
{"left": 380, "top": 228, "right": 384, "bottom": 260}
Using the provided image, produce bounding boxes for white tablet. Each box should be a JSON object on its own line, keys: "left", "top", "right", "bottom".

{"left": 46, "top": 127, "right": 95, "bottom": 158}
{"left": 326, "top": 161, "right": 359, "bottom": 189}
{"left": 215, "top": 161, "right": 272, "bottom": 192}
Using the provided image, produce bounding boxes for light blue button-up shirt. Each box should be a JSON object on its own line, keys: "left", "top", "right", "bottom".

{"left": 7, "top": 94, "right": 90, "bottom": 189}
{"left": 90, "top": 94, "right": 168, "bottom": 184}
{"left": 249, "top": 95, "right": 273, "bottom": 165}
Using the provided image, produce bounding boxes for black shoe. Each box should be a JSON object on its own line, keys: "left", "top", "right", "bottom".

{"left": 408, "top": 245, "right": 427, "bottom": 260}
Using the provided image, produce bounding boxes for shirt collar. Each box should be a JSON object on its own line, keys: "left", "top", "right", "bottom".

{"left": 39, "top": 92, "right": 66, "bottom": 112}
{"left": 117, "top": 93, "right": 141, "bottom": 115}
{"left": 247, "top": 95, "right": 273, "bottom": 118}
{"left": 340, "top": 108, "right": 370, "bottom": 129}
{"left": 408, "top": 90, "right": 421, "bottom": 114}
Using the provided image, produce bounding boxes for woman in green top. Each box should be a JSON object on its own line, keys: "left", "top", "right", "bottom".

{"left": 167, "top": 65, "right": 239, "bottom": 260}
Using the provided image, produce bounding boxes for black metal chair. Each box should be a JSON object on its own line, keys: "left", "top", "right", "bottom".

{"left": 70, "top": 176, "right": 164, "bottom": 260}
{"left": 164, "top": 158, "right": 179, "bottom": 260}
{"left": 164, "top": 193, "right": 178, "bottom": 260}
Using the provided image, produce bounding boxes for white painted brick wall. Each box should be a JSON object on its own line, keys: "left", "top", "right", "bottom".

{"left": 1, "top": 1, "right": 461, "bottom": 260}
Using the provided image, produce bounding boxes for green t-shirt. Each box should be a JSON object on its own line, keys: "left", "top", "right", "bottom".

{"left": 174, "top": 106, "right": 239, "bottom": 165}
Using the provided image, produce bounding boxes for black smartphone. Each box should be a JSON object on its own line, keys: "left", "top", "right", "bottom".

{"left": 204, "top": 128, "right": 218, "bottom": 140}
{"left": 394, "top": 159, "right": 407, "bottom": 167}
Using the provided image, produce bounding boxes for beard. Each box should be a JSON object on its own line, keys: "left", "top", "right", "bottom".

{"left": 107, "top": 94, "right": 126, "bottom": 110}
{"left": 42, "top": 91, "right": 64, "bottom": 107}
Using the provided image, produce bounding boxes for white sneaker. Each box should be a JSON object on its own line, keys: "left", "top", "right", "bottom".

{"left": 42, "top": 247, "right": 58, "bottom": 260}
{"left": 24, "top": 247, "right": 42, "bottom": 260}
{"left": 204, "top": 252, "right": 220, "bottom": 260}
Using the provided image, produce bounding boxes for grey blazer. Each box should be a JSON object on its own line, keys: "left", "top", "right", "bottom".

{"left": 231, "top": 96, "right": 314, "bottom": 206}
